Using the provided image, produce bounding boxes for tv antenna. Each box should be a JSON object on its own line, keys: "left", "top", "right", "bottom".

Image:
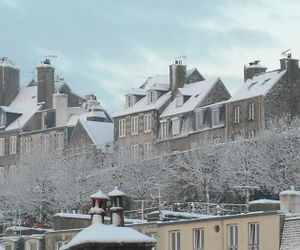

{"left": 281, "top": 49, "right": 291, "bottom": 57}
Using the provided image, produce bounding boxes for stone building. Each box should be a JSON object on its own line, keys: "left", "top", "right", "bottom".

{"left": 113, "top": 60, "right": 206, "bottom": 158}
{"left": 0, "top": 58, "right": 113, "bottom": 173}
{"left": 227, "top": 55, "right": 300, "bottom": 139}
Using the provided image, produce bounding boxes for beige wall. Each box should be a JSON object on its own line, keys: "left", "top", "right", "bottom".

{"left": 132, "top": 213, "right": 281, "bottom": 250}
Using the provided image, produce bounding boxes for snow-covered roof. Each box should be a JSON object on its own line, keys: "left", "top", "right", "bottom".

{"left": 114, "top": 91, "right": 171, "bottom": 117}
{"left": 141, "top": 74, "right": 169, "bottom": 89}
{"left": 249, "top": 199, "right": 280, "bottom": 205}
{"left": 280, "top": 216, "right": 300, "bottom": 250}
{"left": 108, "top": 187, "right": 125, "bottom": 197}
{"left": 150, "top": 210, "right": 214, "bottom": 220}
{"left": 230, "top": 70, "right": 286, "bottom": 102}
{"left": 79, "top": 119, "right": 114, "bottom": 147}
{"left": 90, "top": 190, "right": 109, "bottom": 200}
{"left": 161, "top": 79, "right": 217, "bottom": 118}
{"left": 61, "top": 224, "right": 155, "bottom": 250}
{"left": 5, "top": 86, "right": 41, "bottom": 131}
{"left": 280, "top": 189, "right": 300, "bottom": 196}
{"left": 148, "top": 83, "right": 169, "bottom": 91}
{"left": 0, "top": 58, "right": 18, "bottom": 69}
{"left": 127, "top": 88, "right": 147, "bottom": 96}
{"left": 0, "top": 106, "right": 22, "bottom": 114}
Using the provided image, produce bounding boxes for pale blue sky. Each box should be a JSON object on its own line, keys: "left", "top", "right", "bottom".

{"left": 1, "top": 0, "right": 300, "bottom": 114}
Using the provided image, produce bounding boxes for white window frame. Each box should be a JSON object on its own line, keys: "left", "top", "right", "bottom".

{"left": 248, "top": 223, "right": 259, "bottom": 250}
{"left": 119, "top": 119, "right": 126, "bottom": 138}
{"left": 212, "top": 108, "right": 219, "bottom": 127}
{"left": 228, "top": 224, "right": 238, "bottom": 250}
{"left": 0, "top": 112, "right": 5, "bottom": 127}
{"left": 143, "top": 142, "right": 152, "bottom": 159}
{"left": 26, "top": 240, "right": 39, "bottom": 250}
{"left": 56, "top": 132, "right": 64, "bottom": 150}
{"left": 3, "top": 243, "right": 15, "bottom": 250}
{"left": 126, "top": 95, "right": 135, "bottom": 108}
{"left": 22, "top": 137, "right": 31, "bottom": 154}
{"left": 148, "top": 90, "right": 156, "bottom": 104}
{"left": 193, "top": 228, "right": 204, "bottom": 250}
{"left": 249, "top": 103, "right": 255, "bottom": 121}
{"left": 160, "top": 121, "right": 168, "bottom": 139}
{"left": 131, "top": 116, "right": 139, "bottom": 135}
{"left": 172, "top": 117, "right": 180, "bottom": 136}
{"left": 0, "top": 138, "right": 5, "bottom": 156}
{"left": 130, "top": 144, "right": 139, "bottom": 161}
{"left": 195, "top": 110, "right": 203, "bottom": 130}
{"left": 9, "top": 136, "right": 17, "bottom": 155}
{"left": 176, "top": 93, "right": 184, "bottom": 107}
{"left": 42, "top": 112, "right": 47, "bottom": 130}
{"left": 56, "top": 241, "right": 67, "bottom": 250}
{"left": 234, "top": 107, "right": 240, "bottom": 124}
{"left": 144, "top": 114, "right": 152, "bottom": 133}
{"left": 169, "top": 231, "right": 180, "bottom": 250}
{"left": 41, "top": 134, "right": 49, "bottom": 151}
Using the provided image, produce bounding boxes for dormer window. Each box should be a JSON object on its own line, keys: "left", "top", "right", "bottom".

{"left": 0, "top": 112, "right": 5, "bottom": 127}
{"left": 126, "top": 95, "right": 135, "bottom": 108}
{"left": 148, "top": 90, "right": 156, "bottom": 104}
{"left": 176, "top": 93, "right": 184, "bottom": 107}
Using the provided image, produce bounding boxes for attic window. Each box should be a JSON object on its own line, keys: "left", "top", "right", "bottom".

{"left": 126, "top": 95, "right": 135, "bottom": 108}
{"left": 261, "top": 78, "right": 271, "bottom": 85}
{"left": 176, "top": 93, "right": 184, "bottom": 107}
{"left": 248, "top": 82, "right": 258, "bottom": 90}
{"left": 148, "top": 90, "right": 156, "bottom": 104}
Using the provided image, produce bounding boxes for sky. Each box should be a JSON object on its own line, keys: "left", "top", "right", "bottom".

{"left": 1, "top": 0, "right": 300, "bottom": 114}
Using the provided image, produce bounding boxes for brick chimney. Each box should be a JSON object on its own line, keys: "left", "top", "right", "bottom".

{"left": 244, "top": 60, "right": 267, "bottom": 82}
{"left": 280, "top": 53, "right": 300, "bottom": 80}
{"left": 169, "top": 59, "right": 187, "bottom": 99}
{"left": 37, "top": 59, "right": 54, "bottom": 110}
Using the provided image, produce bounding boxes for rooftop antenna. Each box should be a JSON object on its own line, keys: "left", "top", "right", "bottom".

{"left": 281, "top": 49, "right": 291, "bottom": 58}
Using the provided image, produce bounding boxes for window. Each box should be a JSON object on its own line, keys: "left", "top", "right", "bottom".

{"left": 148, "top": 90, "right": 156, "bottom": 104}
{"left": 248, "top": 223, "right": 259, "bottom": 250}
{"left": 234, "top": 107, "right": 240, "bottom": 124}
{"left": 42, "top": 112, "right": 47, "bottom": 130}
{"left": 22, "top": 137, "right": 31, "bottom": 154}
{"left": 0, "top": 112, "right": 5, "bottom": 127}
{"left": 4, "top": 244, "right": 13, "bottom": 250}
{"left": 248, "top": 130, "right": 255, "bottom": 139}
{"left": 56, "top": 132, "right": 64, "bottom": 149}
{"left": 130, "top": 144, "right": 139, "bottom": 161}
{"left": 9, "top": 136, "right": 17, "bottom": 155}
{"left": 228, "top": 224, "right": 238, "bottom": 250}
{"left": 27, "top": 241, "right": 38, "bottom": 250}
{"left": 196, "top": 111, "right": 203, "bottom": 130}
{"left": 160, "top": 121, "right": 168, "bottom": 139}
{"left": 212, "top": 108, "right": 219, "bottom": 126}
{"left": 131, "top": 116, "right": 139, "bottom": 135}
{"left": 144, "top": 142, "right": 152, "bottom": 159}
{"left": 41, "top": 134, "right": 49, "bottom": 151}
{"left": 249, "top": 103, "right": 255, "bottom": 120}
{"left": 0, "top": 138, "right": 5, "bottom": 156}
{"left": 169, "top": 231, "right": 180, "bottom": 250}
{"left": 176, "top": 94, "right": 183, "bottom": 107}
{"left": 56, "top": 241, "right": 67, "bottom": 250}
{"left": 144, "top": 114, "right": 152, "bottom": 133}
{"left": 126, "top": 95, "right": 135, "bottom": 108}
{"left": 194, "top": 228, "right": 204, "bottom": 250}
{"left": 172, "top": 117, "right": 180, "bottom": 136}
{"left": 119, "top": 119, "right": 126, "bottom": 138}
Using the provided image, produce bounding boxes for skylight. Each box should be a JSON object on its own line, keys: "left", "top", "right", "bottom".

{"left": 261, "top": 78, "right": 271, "bottom": 85}
{"left": 248, "top": 82, "right": 258, "bottom": 90}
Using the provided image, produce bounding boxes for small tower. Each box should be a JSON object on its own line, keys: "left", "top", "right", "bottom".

{"left": 90, "top": 190, "right": 109, "bottom": 224}
{"left": 108, "top": 186, "right": 125, "bottom": 226}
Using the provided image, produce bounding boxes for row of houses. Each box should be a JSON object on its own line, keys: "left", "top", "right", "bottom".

{"left": 0, "top": 57, "right": 114, "bottom": 173}
{"left": 114, "top": 54, "right": 300, "bottom": 157}
{"left": 2, "top": 187, "right": 300, "bottom": 250}
{"left": 1, "top": 53, "right": 300, "bottom": 169}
